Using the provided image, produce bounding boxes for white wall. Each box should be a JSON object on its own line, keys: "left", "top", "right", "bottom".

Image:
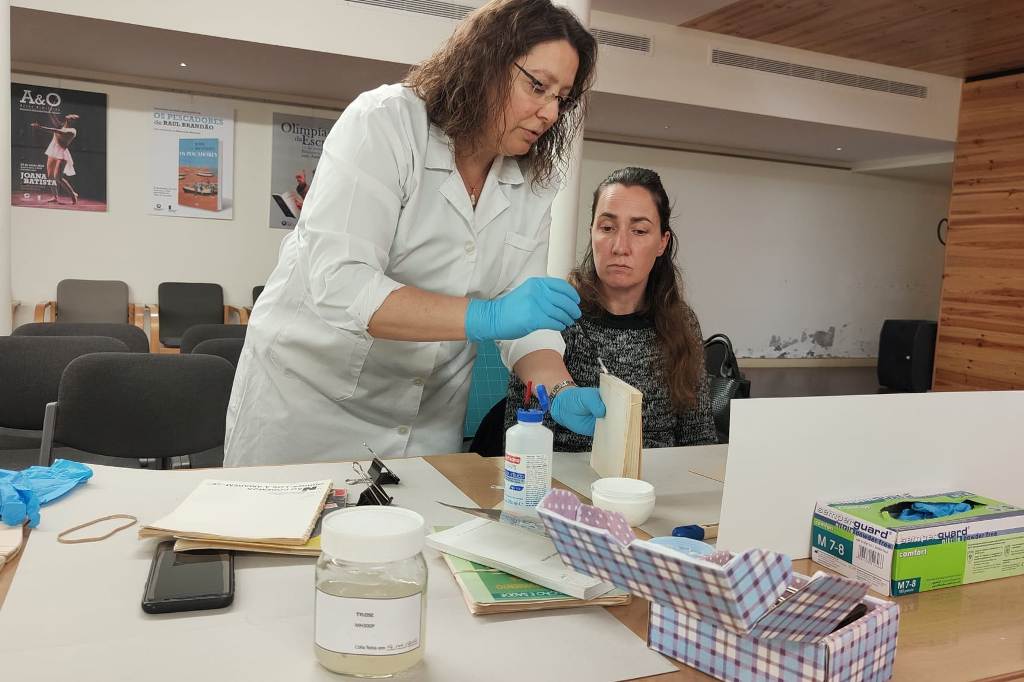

{"left": 11, "top": 74, "right": 339, "bottom": 323}
{"left": 578, "top": 141, "right": 951, "bottom": 357}
{"left": 11, "top": 76, "right": 951, "bottom": 358}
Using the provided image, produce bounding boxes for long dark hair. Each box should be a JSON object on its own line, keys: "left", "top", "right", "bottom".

{"left": 405, "top": 0, "right": 596, "bottom": 187}
{"left": 571, "top": 167, "right": 704, "bottom": 410}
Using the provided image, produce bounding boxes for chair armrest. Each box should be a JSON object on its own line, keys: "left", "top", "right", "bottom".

{"left": 224, "top": 305, "right": 242, "bottom": 324}
{"left": 34, "top": 301, "right": 56, "bottom": 322}
{"left": 238, "top": 307, "right": 251, "bottom": 325}
{"left": 146, "top": 304, "right": 162, "bottom": 353}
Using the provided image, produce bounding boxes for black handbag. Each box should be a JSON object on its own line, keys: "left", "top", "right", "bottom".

{"left": 703, "top": 333, "right": 751, "bottom": 443}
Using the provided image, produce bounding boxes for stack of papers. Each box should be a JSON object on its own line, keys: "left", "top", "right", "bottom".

{"left": 139, "top": 479, "right": 336, "bottom": 555}
{"left": 427, "top": 517, "right": 614, "bottom": 600}
{"left": 441, "top": 552, "right": 630, "bottom": 615}
{"left": 591, "top": 374, "right": 643, "bottom": 479}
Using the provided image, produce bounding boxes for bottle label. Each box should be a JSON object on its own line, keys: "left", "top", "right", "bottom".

{"left": 504, "top": 450, "right": 551, "bottom": 508}
{"left": 315, "top": 590, "right": 422, "bottom": 656}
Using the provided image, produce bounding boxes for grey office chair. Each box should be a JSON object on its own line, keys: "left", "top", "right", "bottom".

{"left": 0, "top": 336, "right": 129, "bottom": 451}
{"left": 35, "top": 278, "right": 137, "bottom": 324}
{"left": 180, "top": 323, "right": 247, "bottom": 354}
{"left": 191, "top": 338, "right": 245, "bottom": 368}
{"left": 39, "top": 353, "right": 235, "bottom": 468}
{"left": 14, "top": 322, "right": 150, "bottom": 353}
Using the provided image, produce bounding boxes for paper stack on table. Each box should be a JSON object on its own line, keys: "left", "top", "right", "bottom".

{"left": 139, "top": 479, "right": 334, "bottom": 555}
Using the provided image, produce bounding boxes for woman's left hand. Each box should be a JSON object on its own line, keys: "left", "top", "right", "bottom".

{"left": 551, "top": 387, "right": 606, "bottom": 436}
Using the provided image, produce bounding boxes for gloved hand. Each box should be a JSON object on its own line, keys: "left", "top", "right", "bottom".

{"left": 0, "top": 460, "right": 93, "bottom": 527}
{"left": 551, "top": 386, "right": 606, "bottom": 436}
{"left": 465, "top": 277, "right": 581, "bottom": 343}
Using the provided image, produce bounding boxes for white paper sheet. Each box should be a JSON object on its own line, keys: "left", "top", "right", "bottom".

{"left": 0, "top": 457, "right": 676, "bottom": 681}
{"left": 718, "top": 392, "right": 1024, "bottom": 559}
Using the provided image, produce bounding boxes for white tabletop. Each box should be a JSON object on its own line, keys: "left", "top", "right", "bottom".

{"left": 553, "top": 444, "right": 727, "bottom": 538}
{"left": 0, "top": 457, "right": 674, "bottom": 681}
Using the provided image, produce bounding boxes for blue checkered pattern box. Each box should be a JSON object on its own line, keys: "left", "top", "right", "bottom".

{"left": 538, "top": 489, "right": 900, "bottom": 682}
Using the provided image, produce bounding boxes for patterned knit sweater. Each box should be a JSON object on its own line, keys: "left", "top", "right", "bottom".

{"left": 503, "top": 305, "right": 718, "bottom": 451}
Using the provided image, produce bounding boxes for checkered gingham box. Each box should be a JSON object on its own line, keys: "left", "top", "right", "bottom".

{"left": 538, "top": 489, "right": 899, "bottom": 682}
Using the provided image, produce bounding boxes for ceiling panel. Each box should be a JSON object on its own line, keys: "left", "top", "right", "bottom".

{"left": 684, "top": 0, "right": 1024, "bottom": 79}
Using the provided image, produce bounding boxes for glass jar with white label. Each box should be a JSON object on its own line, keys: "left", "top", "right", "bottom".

{"left": 315, "top": 506, "right": 427, "bottom": 677}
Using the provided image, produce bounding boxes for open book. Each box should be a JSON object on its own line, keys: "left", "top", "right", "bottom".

{"left": 139, "top": 479, "right": 332, "bottom": 546}
{"left": 426, "top": 518, "right": 614, "bottom": 600}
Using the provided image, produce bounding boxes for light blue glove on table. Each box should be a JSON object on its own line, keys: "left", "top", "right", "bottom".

{"left": 0, "top": 459, "right": 93, "bottom": 527}
{"left": 551, "top": 386, "right": 606, "bottom": 436}
{"left": 465, "top": 277, "right": 581, "bottom": 343}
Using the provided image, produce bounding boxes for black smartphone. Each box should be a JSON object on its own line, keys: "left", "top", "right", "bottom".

{"left": 141, "top": 541, "right": 234, "bottom": 614}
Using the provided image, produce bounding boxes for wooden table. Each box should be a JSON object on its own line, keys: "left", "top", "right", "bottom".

{"left": 3, "top": 453, "right": 1024, "bottom": 681}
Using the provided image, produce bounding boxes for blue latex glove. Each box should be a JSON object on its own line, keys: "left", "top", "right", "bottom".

{"left": 465, "top": 277, "right": 581, "bottom": 343}
{"left": 551, "top": 386, "right": 606, "bottom": 436}
{"left": 0, "top": 460, "right": 93, "bottom": 527}
{"left": 896, "top": 501, "right": 972, "bottom": 521}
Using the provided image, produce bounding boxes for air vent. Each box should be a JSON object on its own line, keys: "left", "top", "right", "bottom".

{"left": 592, "top": 29, "right": 651, "bottom": 54}
{"left": 346, "top": 0, "right": 472, "bottom": 21}
{"left": 712, "top": 48, "right": 927, "bottom": 99}
{"left": 346, "top": 1, "right": 652, "bottom": 54}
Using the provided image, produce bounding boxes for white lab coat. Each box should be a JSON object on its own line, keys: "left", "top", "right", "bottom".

{"left": 224, "top": 85, "right": 564, "bottom": 466}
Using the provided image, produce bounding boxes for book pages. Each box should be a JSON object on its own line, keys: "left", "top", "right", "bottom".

{"left": 590, "top": 373, "right": 643, "bottom": 479}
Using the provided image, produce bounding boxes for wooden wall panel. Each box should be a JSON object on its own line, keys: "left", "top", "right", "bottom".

{"left": 685, "top": 0, "right": 1024, "bottom": 79}
{"left": 933, "top": 73, "right": 1024, "bottom": 391}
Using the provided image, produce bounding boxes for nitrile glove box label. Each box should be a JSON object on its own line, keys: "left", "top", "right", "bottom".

{"left": 810, "top": 491, "right": 1024, "bottom": 596}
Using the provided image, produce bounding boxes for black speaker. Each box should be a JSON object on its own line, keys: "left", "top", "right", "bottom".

{"left": 877, "top": 320, "right": 938, "bottom": 392}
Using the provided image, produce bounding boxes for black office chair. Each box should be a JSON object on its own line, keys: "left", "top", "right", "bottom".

{"left": 0, "top": 336, "right": 129, "bottom": 453}
{"left": 703, "top": 333, "right": 751, "bottom": 444}
{"left": 14, "top": 322, "right": 150, "bottom": 353}
{"left": 180, "top": 323, "right": 247, "bottom": 354}
{"left": 191, "top": 338, "right": 245, "bottom": 368}
{"left": 241, "top": 285, "right": 266, "bottom": 324}
{"left": 146, "top": 282, "right": 241, "bottom": 353}
{"left": 39, "top": 353, "right": 235, "bottom": 469}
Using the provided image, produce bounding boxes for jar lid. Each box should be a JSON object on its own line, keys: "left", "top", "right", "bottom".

{"left": 321, "top": 506, "right": 425, "bottom": 563}
{"left": 591, "top": 477, "right": 655, "bottom": 501}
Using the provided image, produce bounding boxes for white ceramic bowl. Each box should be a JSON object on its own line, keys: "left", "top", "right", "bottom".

{"left": 590, "top": 477, "right": 656, "bottom": 526}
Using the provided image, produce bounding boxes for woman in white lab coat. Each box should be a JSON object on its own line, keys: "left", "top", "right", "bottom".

{"left": 224, "top": 0, "right": 605, "bottom": 466}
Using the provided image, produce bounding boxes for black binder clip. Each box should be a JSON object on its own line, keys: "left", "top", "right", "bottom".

{"left": 368, "top": 457, "right": 400, "bottom": 485}
{"left": 348, "top": 459, "right": 394, "bottom": 507}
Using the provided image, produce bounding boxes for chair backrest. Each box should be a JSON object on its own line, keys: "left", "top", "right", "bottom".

{"left": 157, "top": 282, "right": 224, "bottom": 346}
{"left": 192, "top": 338, "right": 245, "bottom": 368}
{"left": 252, "top": 286, "right": 265, "bottom": 305}
{"left": 180, "top": 323, "right": 247, "bottom": 354}
{"left": 14, "top": 322, "right": 150, "bottom": 353}
{"left": 55, "top": 279, "right": 130, "bottom": 323}
{"left": 0, "top": 336, "right": 129, "bottom": 430}
{"left": 54, "top": 353, "right": 235, "bottom": 459}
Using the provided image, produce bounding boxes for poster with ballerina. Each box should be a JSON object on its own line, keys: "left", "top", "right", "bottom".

{"left": 10, "top": 83, "right": 107, "bottom": 211}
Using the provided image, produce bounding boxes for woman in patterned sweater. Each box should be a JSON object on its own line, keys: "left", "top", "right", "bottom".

{"left": 504, "top": 166, "right": 717, "bottom": 450}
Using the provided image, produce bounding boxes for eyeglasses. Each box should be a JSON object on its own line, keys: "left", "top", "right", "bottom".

{"left": 514, "top": 63, "right": 578, "bottom": 115}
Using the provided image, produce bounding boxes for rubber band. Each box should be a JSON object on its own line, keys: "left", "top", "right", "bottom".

{"left": 57, "top": 514, "right": 138, "bottom": 544}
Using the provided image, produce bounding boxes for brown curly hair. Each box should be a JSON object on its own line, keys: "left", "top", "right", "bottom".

{"left": 405, "top": 0, "right": 596, "bottom": 187}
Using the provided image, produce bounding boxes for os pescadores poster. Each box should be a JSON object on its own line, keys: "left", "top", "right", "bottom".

{"left": 11, "top": 83, "right": 107, "bottom": 211}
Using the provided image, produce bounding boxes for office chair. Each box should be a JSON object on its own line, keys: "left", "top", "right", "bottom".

{"left": 14, "top": 322, "right": 150, "bottom": 353}
{"left": 34, "top": 278, "right": 138, "bottom": 325}
{"left": 145, "top": 282, "right": 241, "bottom": 353}
{"left": 39, "top": 353, "right": 235, "bottom": 469}
{"left": 180, "top": 323, "right": 247, "bottom": 354}
{"left": 0, "top": 336, "right": 129, "bottom": 450}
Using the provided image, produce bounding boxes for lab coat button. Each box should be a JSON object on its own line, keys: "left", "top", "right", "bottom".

{"left": 464, "top": 241, "right": 475, "bottom": 254}
{"left": 412, "top": 377, "right": 424, "bottom": 387}
{"left": 397, "top": 425, "right": 410, "bottom": 435}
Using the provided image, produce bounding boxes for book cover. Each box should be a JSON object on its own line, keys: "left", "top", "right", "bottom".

{"left": 141, "top": 479, "right": 332, "bottom": 545}
{"left": 177, "top": 137, "right": 221, "bottom": 211}
{"left": 440, "top": 551, "right": 630, "bottom": 615}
